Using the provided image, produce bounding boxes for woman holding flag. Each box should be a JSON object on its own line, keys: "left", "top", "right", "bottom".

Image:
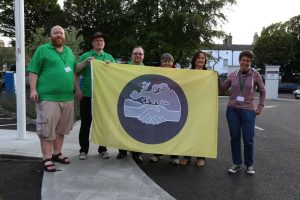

{"left": 179, "top": 50, "right": 207, "bottom": 167}
{"left": 149, "top": 53, "right": 180, "bottom": 165}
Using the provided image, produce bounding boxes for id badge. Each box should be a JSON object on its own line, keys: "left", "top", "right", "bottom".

{"left": 64, "top": 66, "right": 72, "bottom": 73}
{"left": 236, "top": 96, "right": 245, "bottom": 102}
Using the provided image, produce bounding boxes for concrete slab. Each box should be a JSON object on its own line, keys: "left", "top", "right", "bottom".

{"left": 0, "top": 121, "right": 175, "bottom": 200}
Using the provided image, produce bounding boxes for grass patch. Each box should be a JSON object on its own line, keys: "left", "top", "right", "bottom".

{"left": 0, "top": 90, "right": 80, "bottom": 120}
{"left": 0, "top": 90, "right": 36, "bottom": 119}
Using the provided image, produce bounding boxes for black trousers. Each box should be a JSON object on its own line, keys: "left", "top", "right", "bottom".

{"left": 119, "top": 149, "right": 141, "bottom": 157}
{"left": 79, "top": 97, "right": 107, "bottom": 154}
{"left": 153, "top": 154, "right": 179, "bottom": 159}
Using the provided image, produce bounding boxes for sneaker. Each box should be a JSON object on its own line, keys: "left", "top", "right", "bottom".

{"left": 99, "top": 151, "right": 110, "bottom": 159}
{"left": 150, "top": 155, "right": 163, "bottom": 162}
{"left": 170, "top": 158, "right": 180, "bottom": 165}
{"left": 246, "top": 166, "right": 255, "bottom": 175}
{"left": 132, "top": 154, "right": 143, "bottom": 164}
{"left": 228, "top": 165, "right": 241, "bottom": 174}
{"left": 79, "top": 152, "right": 87, "bottom": 160}
{"left": 117, "top": 152, "right": 127, "bottom": 159}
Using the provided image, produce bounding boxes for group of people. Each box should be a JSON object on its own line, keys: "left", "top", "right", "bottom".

{"left": 28, "top": 25, "right": 266, "bottom": 175}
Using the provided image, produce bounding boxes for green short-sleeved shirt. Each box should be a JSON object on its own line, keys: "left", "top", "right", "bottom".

{"left": 27, "top": 42, "right": 76, "bottom": 102}
{"left": 78, "top": 50, "right": 115, "bottom": 97}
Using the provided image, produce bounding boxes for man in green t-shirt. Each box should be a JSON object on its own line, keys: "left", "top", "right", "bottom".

{"left": 28, "top": 25, "right": 77, "bottom": 172}
{"left": 75, "top": 32, "right": 115, "bottom": 160}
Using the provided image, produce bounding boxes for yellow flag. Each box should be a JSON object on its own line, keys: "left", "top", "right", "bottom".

{"left": 91, "top": 60, "right": 218, "bottom": 158}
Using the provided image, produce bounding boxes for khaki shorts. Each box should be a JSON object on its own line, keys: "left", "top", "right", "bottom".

{"left": 35, "top": 101, "right": 74, "bottom": 140}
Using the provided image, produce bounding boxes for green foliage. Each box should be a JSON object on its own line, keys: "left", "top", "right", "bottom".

{"left": 253, "top": 15, "right": 300, "bottom": 81}
{"left": 64, "top": 28, "right": 84, "bottom": 59}
{"left": 284, "top": 15, "right": 300, "bottom": 75}
{"left": 1, "top": 0, "right": 235, "bottom": 65}
{"left": 26, "top": 28, "right": 50, "bottom": 63}
{"left": 0, "top": 90, "right": 36, "bottom": 119}
{"left": 0, "top": 90, "right": 80, "bottom": 120}
{"left": 26, "top": 27, "right": 83, "bottom": 63}
{"left": 254, "top": 23, "right": 294, "bottom": 67}
{"left": 0, "top": 47, "right": 15, "bottom": 67}
{"left": 63, "top": 0, "right": 127, "bottom": 56}
{"left": 64, "top": 0, "right": 235, "bottom": 65}
{"left": 0, "top": 0, "right": 64, "bottom": 44}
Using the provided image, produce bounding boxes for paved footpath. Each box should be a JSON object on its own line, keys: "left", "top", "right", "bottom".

{"left": 0, "top": 121, "right": 175, "bottom": 200}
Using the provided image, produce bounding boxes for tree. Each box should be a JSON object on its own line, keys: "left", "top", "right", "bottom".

{"left": 26, "top": 28, "right": 50, "bottom": 61}
{"left": 63, "top": 0, "right": 235, "bottom": 65}
{"left": 253, "top": 17, "right": 300, "bottom": 82}
{"left": 64, "top": 28, "right": 84, "bottom": 59}
{"left": 0, "top": 47, "right": 15, "bottom": 67}
{"left": 64, "top": 0, "right": 130, "bottom": 58}
{"left": 26, "top": 27, "right": 83, "bottom": 64}
{"left": 285, "top": 15, "right": 300, "bottom": 75}
{"left": 0, "top": 0, "right": 64, "bottom": 44}
{"left": 128, "top": 0, "right": 235, "bottom": 65}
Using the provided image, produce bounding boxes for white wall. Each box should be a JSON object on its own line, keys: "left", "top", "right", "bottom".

{"left": 205, "top": 50, "right": 242, "bottom": 74}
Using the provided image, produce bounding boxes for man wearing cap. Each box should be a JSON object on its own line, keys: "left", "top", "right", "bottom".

{"left": 28, "top": 25, "right": 77, "bottom": 172}
{"left": 76, "top": 32, "right": 115, "bottom": 160}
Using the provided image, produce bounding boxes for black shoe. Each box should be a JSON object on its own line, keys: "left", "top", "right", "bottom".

{"left": 117, "top": 152, "right": 127, "bottom": 159}
{"left": 132, "top": 154, "right": 143, "bottom": 164}
{"left": 228, "top": 165, "right": 241, "bottom": 174}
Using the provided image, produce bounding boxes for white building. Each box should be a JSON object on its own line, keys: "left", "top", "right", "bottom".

{"left": 0, "top": 38, "right": 5, "bottom": 47}
{"left": 204, "top": 34, "right": 257, "bottom": 74}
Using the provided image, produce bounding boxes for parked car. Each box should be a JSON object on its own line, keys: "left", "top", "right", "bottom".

{"left": 278, "top": 83, "right": 299, "bottom": 93}
{"left": 293, "top": 88, "right": 300, "bottom": 99}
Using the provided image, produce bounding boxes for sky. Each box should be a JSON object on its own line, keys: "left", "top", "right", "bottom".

{"left": 218, "top": 0, "right": 300, "bottom": 44}
{"left": 1, "top": 0, "right": 300, "bottom": 46}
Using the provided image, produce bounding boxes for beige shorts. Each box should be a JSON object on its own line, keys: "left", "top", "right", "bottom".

{"left": 35, "top": 101, "right": 74, "bottom": 140}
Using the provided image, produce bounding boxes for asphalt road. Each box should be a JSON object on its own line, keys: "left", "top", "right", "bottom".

{"left": 0, "top": 155, "right": 43, "bottom": 200}
{"left": 138, "top": 98, "right": 300, "bottom": 200}
{"left": 0, "top": 95, "right": 299, "bottom": 200}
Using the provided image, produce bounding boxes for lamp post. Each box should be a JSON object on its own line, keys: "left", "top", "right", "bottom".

{"left": 15, "top": 0, "right": 26, "bottom": 139}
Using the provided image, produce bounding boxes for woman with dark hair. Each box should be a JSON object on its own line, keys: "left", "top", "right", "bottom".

{"left": 179, "top": 50, "right": 207, "bottom": 167}
{"left": 190, "top": 50, "right": 207, "bottom": 70}
{"left": 219, "top": 50, "right": 265, "bottom": 175}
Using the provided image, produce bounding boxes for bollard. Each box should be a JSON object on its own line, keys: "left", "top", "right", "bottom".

{"left": 4, "top": 71, "right": 15, "bottom": 95}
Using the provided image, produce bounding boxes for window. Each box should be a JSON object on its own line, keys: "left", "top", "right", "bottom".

{"left": 223, "top": 59, "right": 228, "bottom": 69}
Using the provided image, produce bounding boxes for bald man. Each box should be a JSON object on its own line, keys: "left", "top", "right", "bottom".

{"left": 28, "top": 25, "right": 77, "bottom": 172}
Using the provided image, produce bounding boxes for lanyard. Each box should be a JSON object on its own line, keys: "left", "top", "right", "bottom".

{"left": 55, "top": 48, "right": 68, "bottom": 66}
{"left": 239, "top": 73, "right": 248, "bottom": 94}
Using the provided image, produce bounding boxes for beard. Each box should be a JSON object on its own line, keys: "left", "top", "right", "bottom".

{"left": 51, "top": 36, "right": 65, "bottom": 47}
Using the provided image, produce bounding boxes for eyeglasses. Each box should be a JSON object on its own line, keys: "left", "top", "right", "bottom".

{"left": 133, "top": 52, "right": 143, "bottom": 55}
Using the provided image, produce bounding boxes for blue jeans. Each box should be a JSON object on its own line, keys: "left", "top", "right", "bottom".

{"left": 226, "top": 107, "right": 256, "bottom": 167}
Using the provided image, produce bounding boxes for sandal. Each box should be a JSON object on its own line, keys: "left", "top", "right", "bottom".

{"left": 52, "top": 153, "right": 70, "bottom": 164}
{"left": 179, "top": 158, "right": 190, "bottom": 166}
{"left": 42, "top": 158, "right": 56, "bottom": 172}
{"left": 196, "top": 158, "right": 205, "bottom": 167}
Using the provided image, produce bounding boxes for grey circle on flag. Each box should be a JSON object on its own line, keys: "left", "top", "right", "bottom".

{"left": 117, "top": 74, "right": 188, "bottom": 144}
